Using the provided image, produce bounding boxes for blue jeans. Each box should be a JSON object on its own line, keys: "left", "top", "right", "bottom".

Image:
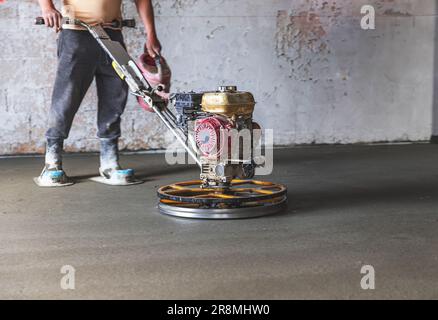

{"left": 46, "top": 29, "right": 129, "bottom": 140}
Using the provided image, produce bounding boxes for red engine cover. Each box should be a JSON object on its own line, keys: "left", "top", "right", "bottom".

{"left": 195, "top": 117, "right": 233, "bottom": 158}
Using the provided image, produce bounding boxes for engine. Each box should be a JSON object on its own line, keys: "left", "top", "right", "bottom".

{"left": 171, "top": 86, "right": 260, "bottom": 187}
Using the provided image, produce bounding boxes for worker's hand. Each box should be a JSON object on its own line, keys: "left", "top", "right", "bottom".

{"left": 41, "top": 7, "right": 63, "bottom": 32}
{"left": 145, "top": 35, "right": 162, "bottom": 58}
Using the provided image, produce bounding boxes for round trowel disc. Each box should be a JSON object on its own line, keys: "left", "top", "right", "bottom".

{"left": 157, "top": 180, "right": 288, "bottom": 220}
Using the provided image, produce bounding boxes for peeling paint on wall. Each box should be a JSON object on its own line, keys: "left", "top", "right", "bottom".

{"left": 171, "top": 0, "right": 199, "bottom": 14}
{"left": 275, "top": 1, "right": 342, "bottom": 81}
{"left": 374, "top": 0, "right": 413, "bottom": 16}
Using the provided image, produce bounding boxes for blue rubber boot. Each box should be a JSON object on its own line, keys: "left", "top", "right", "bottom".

{"left": 34, "top": 139, "right": 74, "bottom": 187}
{"left": 90, "top": 138, "right": 143, "bottom": 186}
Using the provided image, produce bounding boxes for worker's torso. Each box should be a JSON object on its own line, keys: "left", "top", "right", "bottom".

{"left": 62, "top": 0, "right": 123, "bottom": 30}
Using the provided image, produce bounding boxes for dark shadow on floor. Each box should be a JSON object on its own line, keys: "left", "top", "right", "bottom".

{"left": 72, "top": 164, "right": 198, "bottom": 182}
{"left": 285, "top": 176, "right": 438, "bottom": 215}
{"left": 134, "top": 164, "right": 198, "bottom": 180}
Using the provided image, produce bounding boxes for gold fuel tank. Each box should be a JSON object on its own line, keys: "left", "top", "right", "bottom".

{"left": 201, "top": 86, "right": 255, "bottom": 117}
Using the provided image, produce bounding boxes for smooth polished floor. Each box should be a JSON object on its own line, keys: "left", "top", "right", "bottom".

{"left": 0, "top": 144, "right": 437, "bottom": 299}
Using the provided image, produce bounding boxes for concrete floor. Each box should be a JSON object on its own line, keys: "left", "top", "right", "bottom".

{"left": 0, "top": 144, "right": 437, "bottom": 299}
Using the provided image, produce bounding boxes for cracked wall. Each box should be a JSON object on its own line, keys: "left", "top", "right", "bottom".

{"left": 0, "top": 0, "right": 435, "bottom": 154}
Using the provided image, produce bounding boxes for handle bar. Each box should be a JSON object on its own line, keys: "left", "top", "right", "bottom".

{"left": 35, "top": 17, "right": 136, "bottom": 28}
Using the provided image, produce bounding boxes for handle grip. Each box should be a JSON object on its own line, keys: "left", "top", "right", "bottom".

{"left": 35, "top": 17, "right": 45, "bottom": 25}
{"left": 122, "top": 19, "right": 136, "bottom": 28}
{"left": 154, "top": 55, "right": 164, "bottom": 82}
{"left": 35, "top": 17, "right": 69, "bottom": 26}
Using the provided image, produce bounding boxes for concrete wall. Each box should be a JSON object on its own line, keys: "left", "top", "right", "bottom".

{"left": 0, "top": 0, "right": 435, "bottom": 155}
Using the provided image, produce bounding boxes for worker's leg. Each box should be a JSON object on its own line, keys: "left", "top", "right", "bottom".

{"left": 45, "top": 30, "right": 100, "bottom": 169}
{"left": 99, "top": 137, "right": 121, "bottom": 173}
{"left": 90, "top": 30, "right": 142, "bottom": 185}
{"left": 95, "top": 29, "right": 129, "bottom": 171}
{"left": 37, "top": 30, "right": 101, "bottom": 186}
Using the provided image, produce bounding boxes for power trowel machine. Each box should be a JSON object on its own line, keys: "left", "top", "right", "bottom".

{"left": 36, "top": 17, "right": 287, "bottom": 219}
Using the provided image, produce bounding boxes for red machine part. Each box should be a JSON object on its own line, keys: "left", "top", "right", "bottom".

{"left": 137, "top": 53, "right": 172, "bottom": 112}
{"left": 195, "top": 117, "right": 233, "bottom": 158}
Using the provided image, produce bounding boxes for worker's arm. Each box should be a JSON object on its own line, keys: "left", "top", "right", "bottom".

{"left": 134, "top": 0, "right": 162, "bottom": 57}
{"left": 37, "top": 0, "right": 63, "bottom": 31}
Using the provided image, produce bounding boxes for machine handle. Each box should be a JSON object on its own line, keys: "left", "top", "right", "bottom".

{"left": 154, "top": 55, "right": 162, "bottom": 66}
{"left": 35, "top": 17, "right": 136, "bottom": 28}
{"left": 121, "top": 19, "right": 136, "bottom": 28}
{"left": 153, "top": 55, "right": 165, "bottom": 92}
{"left": 35, "top": 17, "right": 45, "bottom": 25}
{"left": 35, "top": 17, "right": 73, "bottom": 25}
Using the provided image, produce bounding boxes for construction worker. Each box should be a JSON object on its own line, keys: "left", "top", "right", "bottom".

{"left": 35, "top": 0, "right": 161, "bottom": 187}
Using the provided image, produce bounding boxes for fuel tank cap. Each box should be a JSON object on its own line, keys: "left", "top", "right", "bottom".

{"left": 218, "top": 86, "right": 237, "bottom": 92}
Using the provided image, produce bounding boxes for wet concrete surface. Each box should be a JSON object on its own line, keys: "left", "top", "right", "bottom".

{"left": 0, "top": 144, "right": 437, "bottom": 299}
